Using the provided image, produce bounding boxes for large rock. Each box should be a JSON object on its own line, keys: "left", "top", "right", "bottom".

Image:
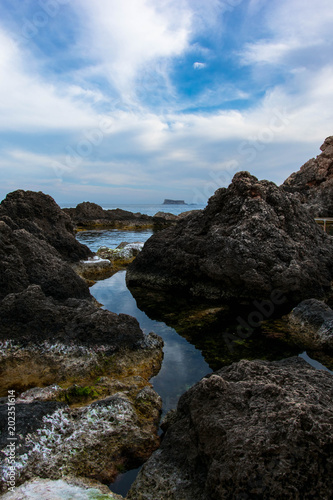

{"left": 0, "top": 190, "right": 92, "bottom": 261}
{"left": 127, "top": 171, "right": 333, "bottom": 305}
{"left": 282, "top": 136, "right": 333, "bottom": 217}
{"left": 128, "top": 357, "right": 333, "bottom": 500}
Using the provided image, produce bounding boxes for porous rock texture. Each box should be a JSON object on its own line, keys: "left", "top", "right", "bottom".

{"left": 127, "top": 171, "right": 333, "bottom": 305}
{"left": 285, "top": 298, "right": 333, "bottom": 350}
{"left": 128, "top": 357, "right": 333, "bottom": 500}
{"left": 282, "top": 136, "right": 333, "bottom": 216}
{"left": 0, "top": 390, "right": 162, "bottom": 491}
{"left": 0, "top": 190, "right": 92, "bottom": 261}
{"left": 0, "top": 190, "right": 164, "bottom": 492}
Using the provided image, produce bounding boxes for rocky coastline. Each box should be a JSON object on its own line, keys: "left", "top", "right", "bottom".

{"left": 0, "top": 190, "right": 163, "bottom": 495}
{"left": 63, "top": 201, "right": 175, "bottom": 231}
{"left": 1, "top": 137, "right": 333, "bottom": 499}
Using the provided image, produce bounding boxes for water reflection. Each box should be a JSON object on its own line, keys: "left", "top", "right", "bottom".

{"left": 91, "top": 271, "right": 212, "bottom": 416}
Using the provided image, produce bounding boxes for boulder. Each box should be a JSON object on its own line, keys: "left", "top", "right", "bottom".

{"left": 285, "top": 298, "right": 333, "bottom": 350}
{"left": 0, "top": 190, "right": 92, "bottom": 262}
{"left": 0, "top": 391, "right": 161, "bottom": 491}
{"left": 127, "top": 171, "right": 333, "bottom": 306}
{"left": 128, "top": 357, "right": 333, "bottom": 500}
{"left": 282, "top": 136, "right": 333, "bottom": 217}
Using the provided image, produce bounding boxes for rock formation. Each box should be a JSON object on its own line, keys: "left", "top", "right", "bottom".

{"left": 63, "top": 202, "right": 173, "bottom": 230}
{"left": 284, "top": 299, "right": 333, "bottom": 350}
{"left": 127, "top": 171, "right": 333, "bottom": 306}
{"left": 0, "top": 190, "right": 164, "bottom": 493}
{"left": 282, "top": 136, "right": 333, "bottom": 216}
{"left": 128, "top": 357, "right": 333, "bottom": 500}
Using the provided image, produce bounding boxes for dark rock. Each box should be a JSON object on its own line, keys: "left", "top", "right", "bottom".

{"left": 0, "top": 190, "right": 92, "bottom": 262}
{"left": 163, "top": 199, "right": 186, "bottom": 205}
{"left": 63, "top": 202, "right": 172, "bottom": 230}
{"left": 285, "top": 298, "right": 333, "bottom": 349}
{"left": 0, "top": 284, "right": 144, "bottom": 349}
{"left": 127, "top": 171, "right": 333, "bottom": 306}
{"left": 128, "top": 357, "right": 333, "bottom": 500}
{"left": 282, "top": 136, "right": 333, "bottom": 217}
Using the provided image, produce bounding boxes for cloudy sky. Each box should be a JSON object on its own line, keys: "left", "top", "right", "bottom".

{"left": 0, "top": 0, "right": 332, "bottom": 205}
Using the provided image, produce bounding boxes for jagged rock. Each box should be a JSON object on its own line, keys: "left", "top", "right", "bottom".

{"left": 128, "top": 357, "right": 333, "bottom": 500}
{"left": 282, "top": 136, "right": 333, "bottom": 216}
{"left": 285, "top": 298, "right": 333, "bottom": 349}
{"left": 0, "top": 190, "right": 92, "bottom": 261}
{"left": 127, "top": 171, "right": 333, "bottom": 306}
{"left": 0, "top": 221, "right": 90, "bottom": 301}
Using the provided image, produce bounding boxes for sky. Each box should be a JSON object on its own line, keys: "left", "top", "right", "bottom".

{"left": 0, "top": 0, "right": 332, "bottom": 205}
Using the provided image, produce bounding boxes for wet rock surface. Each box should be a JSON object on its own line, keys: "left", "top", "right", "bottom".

{"left": 127, "top": 171, "right": 333, "bottom": 306}
{"left": 63, "top": 201, "right": 174, "bottom": 230}
{"left": 282, "top": 136, "right": 333, "bottom": 217}
{"left": 128, "top": 357, "right": 333, "bottom": 500}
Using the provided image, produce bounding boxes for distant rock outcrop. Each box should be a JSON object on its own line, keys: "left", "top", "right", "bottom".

{"left": 282, "top": 136, "right": 333, "bottom": 216}
{"left": 163, "top": 199, "right": 186, "bottom": 205}
{"left": 128, "top": 357, "right": 333, "bottom": 500}
{"left": 127, "top": 171, "right": 333, "bottom": 306}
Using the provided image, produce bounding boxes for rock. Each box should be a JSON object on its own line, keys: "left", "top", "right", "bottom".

{"left": 163, "top": 199, "right": 186, "bottom": 205}
{"left": 0, "top": 220, "right": 90, "bottom": 301}
{"left": 0, "top": 284, "right": 144, "bottom": 348}
{"left": 63, "top": 203, "right": 173, "bottom": 230}
{"left": 1, "top": 478, "right": 124, "bottom": 499}
{"left": 128, "top": 357, "right": 333, "bottom": 500}
{"left": 0, "top": 390, "right": 162, "bottom": 491}
{"left": 282, "top": 136, "right": 333, "bottom": 217}
{"left": 97, "top": 242, "right": 145, "bottom": 265}
{"left": 0, "top": 190, "right": 92, "bottom": 262}
{"left": 73, "top": 256, "right": 114, "bottom": 281}
{"left": 285, "top": 298, "right": 333, "bottom": 349}
{"left": 154, "top": 211, "right": 179, "bottom": 221}
{"left": 127, "top": 171, "right": 333, "bottom": 306}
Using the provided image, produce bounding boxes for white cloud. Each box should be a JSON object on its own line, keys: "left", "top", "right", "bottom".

{"left": 73, "top": 0, "right": 192, "bottom": 103}
{"left": 193, "top": 62, "right": 206, "bottom": 70}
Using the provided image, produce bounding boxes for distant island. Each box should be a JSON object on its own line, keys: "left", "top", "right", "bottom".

{"left": 163, "top": 199, "right": 187, "bottom": 205}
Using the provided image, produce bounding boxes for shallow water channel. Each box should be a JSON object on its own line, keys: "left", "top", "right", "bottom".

{"left": 77, "top": 229, "right": 333, "bottom": 496}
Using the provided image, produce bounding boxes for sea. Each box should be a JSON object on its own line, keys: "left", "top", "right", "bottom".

{"left": 70, "top": 203, "right": 332, "bottom": 496}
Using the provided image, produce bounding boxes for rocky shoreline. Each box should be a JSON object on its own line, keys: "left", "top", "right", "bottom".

{"left": 0, "top": 137, "right": 333, "bottom": 498}
{"left": 0, "top": 190, "right": 163, "bottom": 495}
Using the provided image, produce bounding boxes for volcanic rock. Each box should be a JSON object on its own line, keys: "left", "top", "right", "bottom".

{"left": 282, "top": 136, "right": 333, "bottom": 216}
{"left": 0, "top": 190, "right": 92, "bottom": 261}
{"left": 127, "top": 171, "right": 333, "bottom": 306}
{"left": 128, "top": 357, "right": 333, "bottom": 500}
{"left": 285, "top": 298, "right": 333, "bottom": 350}
{"left": 63, "top": 202, "right": 173, "bottom": 230}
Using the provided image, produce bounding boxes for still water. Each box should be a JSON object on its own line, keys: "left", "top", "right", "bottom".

{"left": 81, "top": 226, "right": 332, "bottom": 496}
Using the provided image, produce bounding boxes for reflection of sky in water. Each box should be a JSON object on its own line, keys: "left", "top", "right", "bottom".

{"left": 76, "top": 229, "right": 153, "bottom": 252}
{"left": 299, "top": 351, "right": 333, "bottom": 374}
{"left": 91, "top": 271, "right": 212, "bottom": 415}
